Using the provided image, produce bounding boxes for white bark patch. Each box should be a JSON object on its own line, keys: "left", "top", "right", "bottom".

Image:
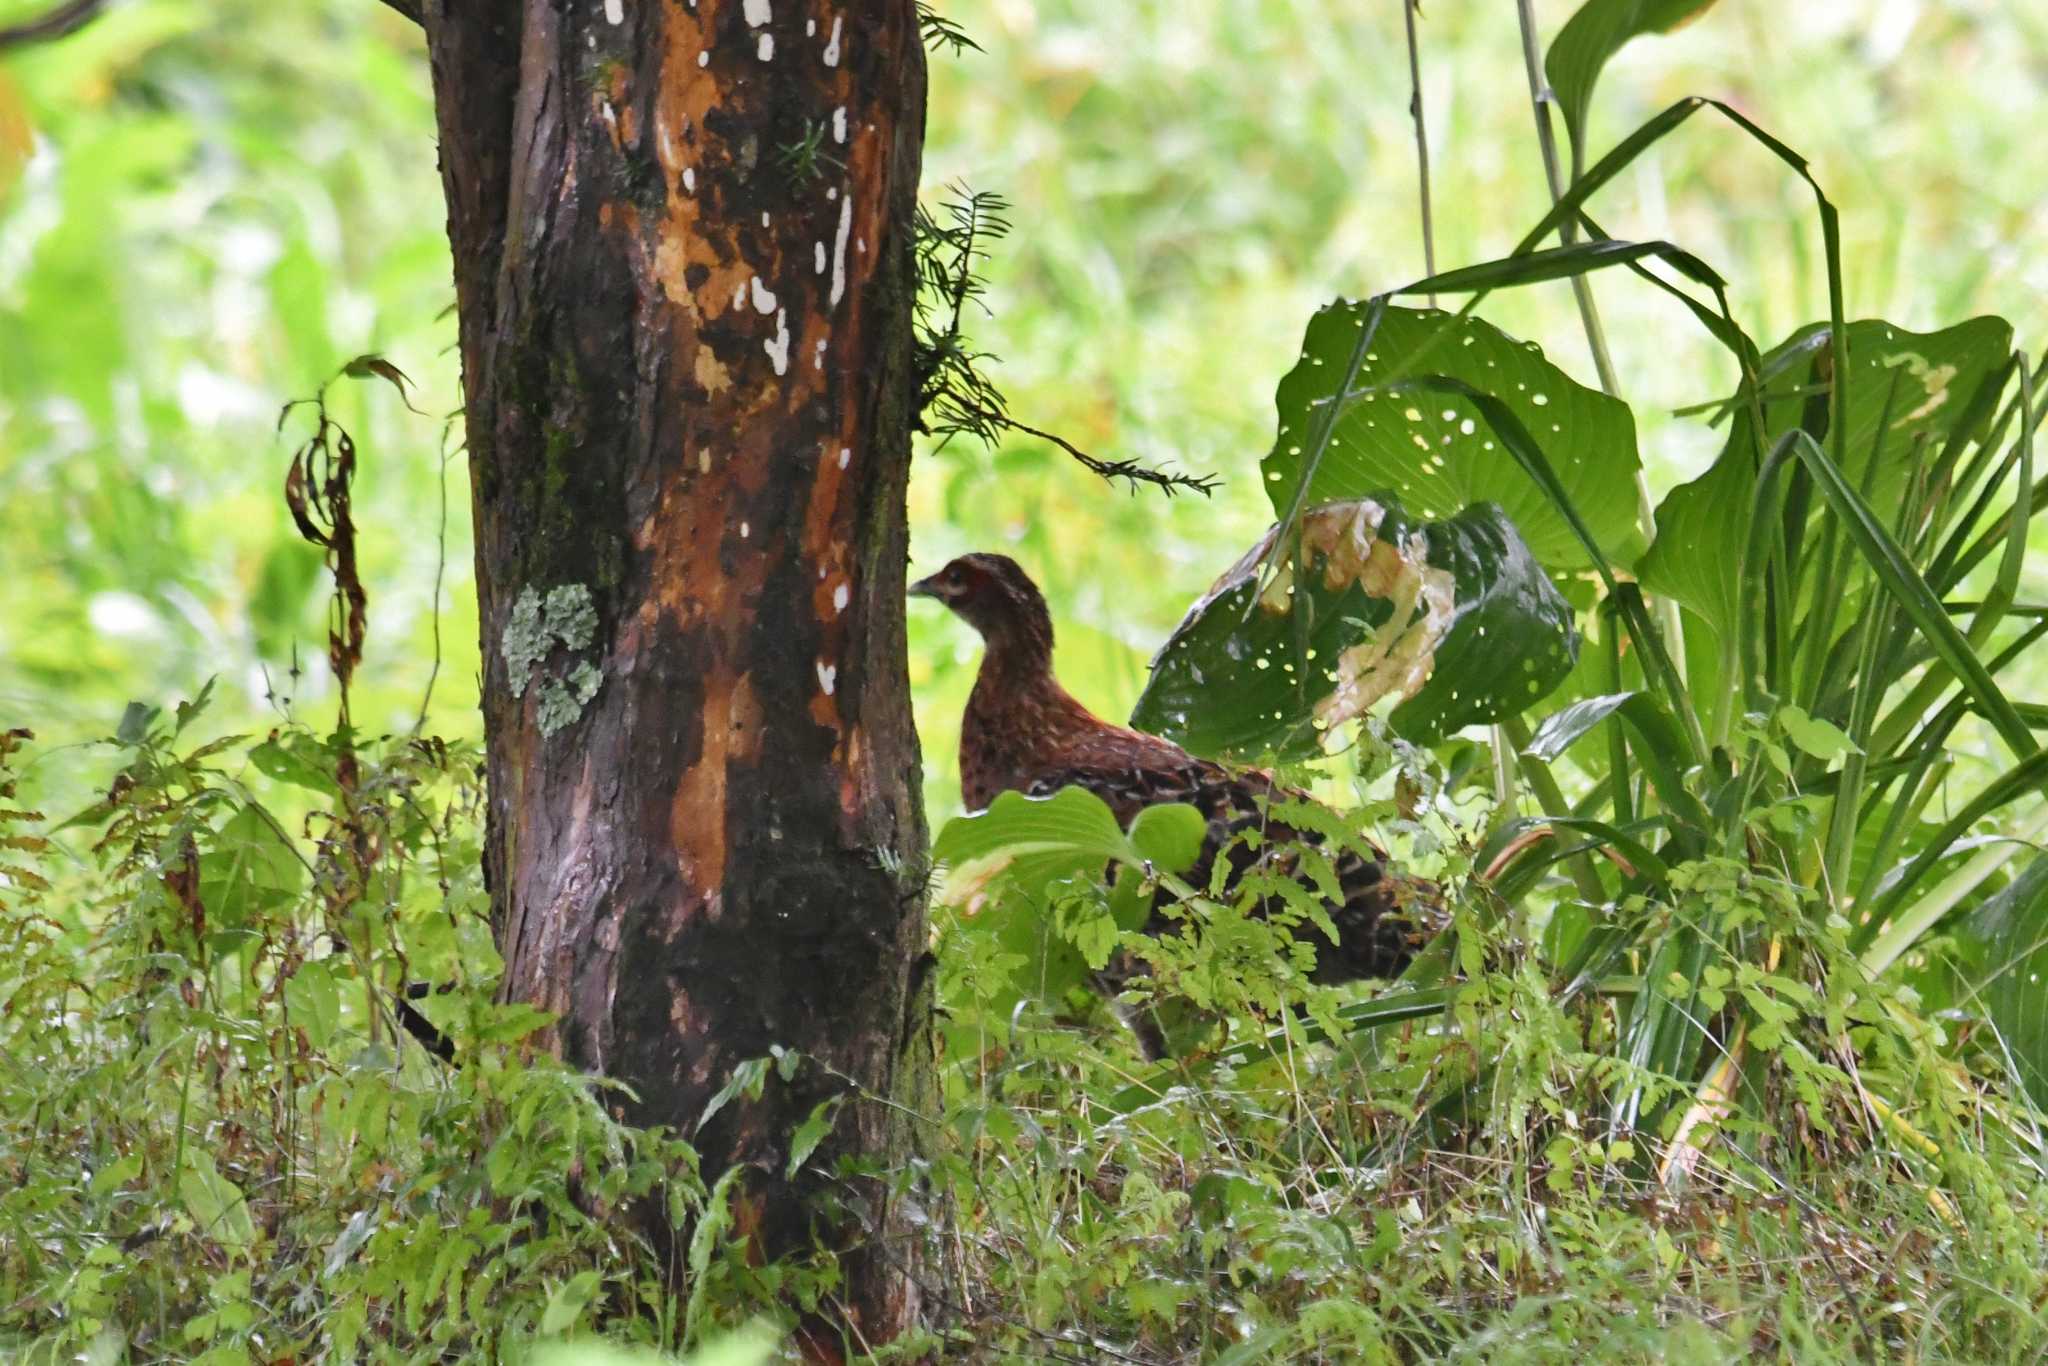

{"left": 682, "top": 166, "right": 696, "bottom": 192}
{"left": 604, "top": 0, "right": 623, "bottom": 24}
{"left": 816, "top": 661, "right": 837, "bottom": 696}
{"left": 757, "top": 32, "right": 774, "bottom": 60}
{"left": 837, "top": 446, "right": 850, "bottom": 469}
{"left": 832, "top": 106, "right": 847, "bottom": 143}
{"left": 764, "top": 308, "right": 790, "bottom": 374}
{"left": 832, "top": 583, "right": 850, "bottom": 614}
{"left": 823, "top": 15, "right": 842, "bottom": 65}
{"left": 750, "top": 276, "right": 777, "bottom": 313}
{"left": 806, "top": 17, "right": 815, "bottom": 34}
{"left": 732, "top": 282, "right": 746, "bottom": 311}
{"left": 697, "top": 50, "right": 709, "bottom": 66}
{"left": 743, "top": 0, "right": 771, "bottom": 24}
{"left": 813, "top": 338, "right": 828, "bottom": 370}
{"left": 740, "top": 521, "right": 750, "bottom": 538}
{"left": 814, "top": 241, "right": 825, "bottom": 273}
{"left": 829, "top": 192, "right": 853, "bottom": 306}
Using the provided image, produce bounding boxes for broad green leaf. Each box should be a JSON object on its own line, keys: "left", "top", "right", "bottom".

{"left": 283, "top": 959, "right": 341, "bottom": 1049}
{"left": 1127, "top": 801, "right": 1207, "bottom": 873}
{"left": 538, "top": 1269, "right": 604, "bottom": 1335}
{"left": 198, "top": 804, "right": 306, "bottom": 927}
{"left": 933, "top": 787, "right": 1138, "bottom": 909}
{"left": 1260, "top": 303, "right": 1643, "bottom": 571}
{"left": 786, "top": 1098, "right": 840, "bottom": 1177}
{"left": 179, "top": 1149, "right": 257, "bottom": 1255}
{"left": 1777, "top": 704, "right": 1858, "bottom": 761}
{"left": 1545, "top": 0, "right": 1720, "bottom": 171}
{"left": 1959, "top": 856, "right": 2048, "bottom": 1111}
{"left": 1640, "top": 317, "right": 2014, "bottom": 676}
{"left": 1525, "top": 692, "right": 1637, "bottom": 762}
{"left": 248, "top": 733, "right": 343, "bottom": 798}
{"left": 933, "top": 789, "right": 1203, "bottom": 1011}
{"left": 1133, "top": 499, "right": 1578, "bottom": 758}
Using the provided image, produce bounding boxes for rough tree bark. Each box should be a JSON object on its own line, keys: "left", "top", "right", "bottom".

{"left": 417, "top": 0, "right": 931, "bottom": 1347}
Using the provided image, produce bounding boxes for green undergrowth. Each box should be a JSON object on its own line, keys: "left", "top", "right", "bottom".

{"left": 3, "top": 712, "right": 2045, "bottom": 1363}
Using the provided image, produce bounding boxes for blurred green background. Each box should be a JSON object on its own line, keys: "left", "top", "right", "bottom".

{"left": 2, "top": 0, "right": 2043, "bottom": 824}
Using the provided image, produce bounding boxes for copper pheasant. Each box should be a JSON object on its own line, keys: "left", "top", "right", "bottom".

{"left": 912, "top": 552, "right": 1431, "bottom": 995}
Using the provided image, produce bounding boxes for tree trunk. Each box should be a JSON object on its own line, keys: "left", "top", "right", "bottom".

{"left": 418, "top": 0, "right": 931, "bottom": 1347}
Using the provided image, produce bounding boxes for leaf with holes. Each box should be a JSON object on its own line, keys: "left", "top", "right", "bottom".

{"left": 1261, "top": 302, "right": 1643, "bottom": 571}
{"left": 1133, "top": 499, "right": 1578, "bottom": 759}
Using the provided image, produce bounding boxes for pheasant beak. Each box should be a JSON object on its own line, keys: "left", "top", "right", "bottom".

{"left": 908, "top": 573, "right": 942, "bottom": 600}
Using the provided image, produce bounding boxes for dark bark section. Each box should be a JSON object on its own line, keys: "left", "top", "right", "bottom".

{"left": 420, "top": 0, "right": 929, "bottom": 1347}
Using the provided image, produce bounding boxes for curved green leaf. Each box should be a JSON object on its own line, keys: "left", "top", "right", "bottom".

{"left": 1959, "top": 855, "right": 2048, "bottom": 1111}
{"left": 1785, "top": 429, "right": 2036, "bottom": 761}
{"left": 1133, "top": 499, "right": 1579, "bottom": 758}
{"left": 1640, "top": 317, "right": 2015, "bottom": 666}
{"left": 932, "top": 789, "right": 1205, "bottom": 1012}
{"left": 1526, "top": 692, "right": 1637, "bottom": 762}
{"left": 933, "top": 787, "right": 1199, "bottom": 907}
{"left": 1545, "top": 0, "right": 1720, "bottom": 172}
{"left": 1260, "top": 303, "right": 1643, "bottom": 571}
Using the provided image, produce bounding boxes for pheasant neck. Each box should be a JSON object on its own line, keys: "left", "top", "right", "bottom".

{"left": 959, "top": 636, "right": 1100, "bottom": 811}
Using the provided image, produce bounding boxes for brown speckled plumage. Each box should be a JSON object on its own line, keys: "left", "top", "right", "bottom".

{"left": 913, "top": 553, "right": 1434, "bottom": 1005}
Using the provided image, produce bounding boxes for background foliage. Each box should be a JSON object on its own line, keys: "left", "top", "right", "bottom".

{"left": 3, "top": 0, "right": 2045, "bottom": 823}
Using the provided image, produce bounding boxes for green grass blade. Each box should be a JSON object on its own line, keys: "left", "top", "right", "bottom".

{"left": 1787, "top": 432, "right": 2036, "bottom": 759}
{"left": 1855, "top": 748, "right": 2048, "bottom": 951}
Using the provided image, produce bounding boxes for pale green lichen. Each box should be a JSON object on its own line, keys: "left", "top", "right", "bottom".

{"left": 502, "top": 582, "right": 606, "bottom": 732}
{"left": 543, "top": 584, "right": 598, "bottom": 652}
{"left": 501, "top": 587, "right": 552, "bottom": 697}
{"left": 536, "top": 662, "right": 603, "bottom": 737}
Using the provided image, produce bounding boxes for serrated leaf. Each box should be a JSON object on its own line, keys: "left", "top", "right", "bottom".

{"left": 1261, "top": 303, "right": 1643, "bottom": 571}
{"left": 696, "top": 1056, "right": 772, "bottom": 1135}
{"left": 1134, "top": 499, "right": 1578, "bottom": 758}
